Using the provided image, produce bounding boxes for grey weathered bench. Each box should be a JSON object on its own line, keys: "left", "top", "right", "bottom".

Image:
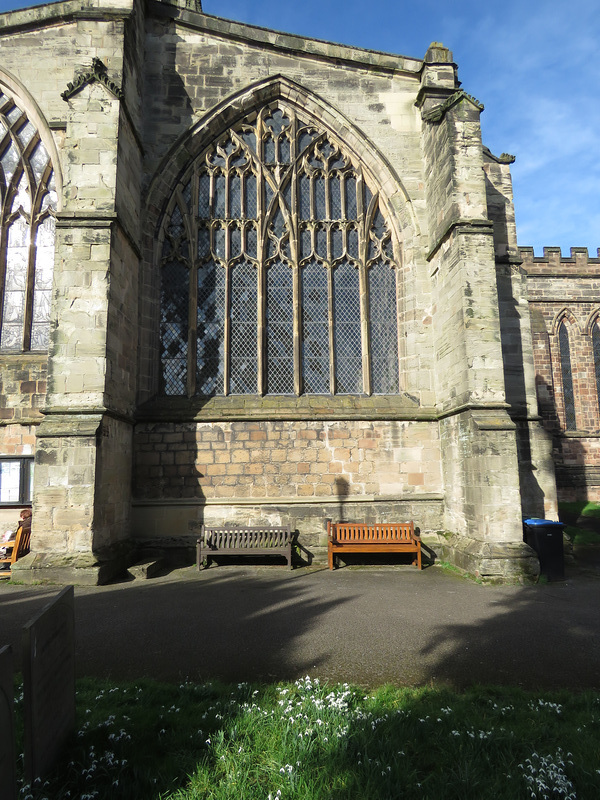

{"left": 196, "top": 525, "right": 295, "bottom": 570}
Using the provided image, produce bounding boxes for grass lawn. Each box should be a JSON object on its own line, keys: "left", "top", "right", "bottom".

{"left": 559, "top": 501, "right": 600, "bottom": 546}
{"left": 13, "top": 676, "right": 600, "bottom": 800}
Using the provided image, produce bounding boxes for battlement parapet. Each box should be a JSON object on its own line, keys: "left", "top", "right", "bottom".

{"left": 520, "top": 246, "right": 600, "bottom": 275}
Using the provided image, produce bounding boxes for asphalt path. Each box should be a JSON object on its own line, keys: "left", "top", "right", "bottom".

{"left": 2, "top": 560, "right": 600, "bottom": 689}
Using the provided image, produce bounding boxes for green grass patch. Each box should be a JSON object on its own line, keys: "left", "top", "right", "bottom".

{"left": 564, "top": 525, "right": 600, "bottom": 546}
{"left": 12, "top": 677, "right": 600, "bottom": 799}
{"left": 559, "top": 501, "right": 600, "bottom": 521}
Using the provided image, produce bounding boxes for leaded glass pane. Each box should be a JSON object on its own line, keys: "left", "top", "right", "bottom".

{"left": 198, "top": 225, "right": 210, "bottom": 259}
{"left": 345, "top": 175, "right": 357, "bottom": 220}
{"left": 198, "top": 173, "right": 210, "bottom": 218}
{"left": 12, "top": 173, "right": 31, "bottom": 214}
{"left": 332, "top": 227, "right": 343, "bottom": 260}
{"left": 558, "top": 322, "right": 576, "bottom": 431}
{"left": 315, "top": 226, "right": 327, "bottom": 259}
{"left": 315, "top": 175, "right": 326, "bottom": 219}
{"left": 368, "top": 261, "right": 399, "bottom": 393}
{"left": 231, "top": 225, "right": 242, "bottom": 258}
{"left": 1, "top": 141, "right": 19, "bottom": 185}
{"left": 594, "top": 324, "right": 600, "bottom": 418}
{"left": 264, "top": 136, "right": 276, "bottom": 164}
{"left": 214, "top": 173, "right": 226, "bottom": 217}
{"left": 32, "top": 287, "right": 51, "bottom": 323}
{"left": 272, "top": 208, "right": 286, "bottom": 238}
{"left": 30, "top": 323, "right": 49, "bottom": 351}
{"left": 6, "top": 106, "right": 21, "bottom": 126}
{"left": 197, "top": 261, "right": 225, "bottom": 395}
{"left": 299, "top": 129, "right": 317, "bottom": 152}
{"left": 330, "top": 175, "right": 342, "bottom": 219}
{"left": 2, "top": 219, "right": 29, "bottom": 350}
{"left": 265, "top": 182, "right": 274, "bottom": 210}
{"left": 230, "top": 174, "right": 242, "bottom": 218}
{"left": 333, "top": 262, "right": 362, "bottom": 393}
{"left": 160, "top": 259, "right": 189, "bottom": 395}
{"left": 265, "top": 108, "right": 289, "bottom": 135}
{"left": 241, "top": 129, "right": 256, "bottom": 152}
{"left": 214, "top": 226, "right": 226, "bottom": 260}
{"left": 347, "top": 227, "right": 359, "bottom": 259}
{"left": 279, "top": 136, "right": 291, "bottom": 164}
{"left": 266, "top": 261, "right": 294, "bottom": 394}
{"left": 29, "top": 141, "right": 49, "bottom": 181}
{"left": 245, "top": 224, "right": 258, "bottom": 259}
{"left": 299, "top": 174, "right": 311, "bottom": 220}
{"left": 245, "top": 173, "right": 257, "bottom": 219}
{"left": 34, "top": 218, "right": 55, "bottom": 289}
{"left": 300, "top": 227, "right": 312, "bottom": 261}
{"left": 302, "top": 262, "right": 329, "bottom": 393}
{"left": 230, "top": 261, "right": 257, "bottom": 393}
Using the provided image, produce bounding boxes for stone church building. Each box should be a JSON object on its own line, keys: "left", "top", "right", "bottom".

{"left": 0, "top": 0, "right": 598, "bottom": 583}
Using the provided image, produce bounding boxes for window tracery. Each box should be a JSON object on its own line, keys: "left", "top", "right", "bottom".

{"left": 159, "top": 102, "right": 400, "bottom": 396}
{"left": 0, "top": 91, "right": 56, "bottom": 352}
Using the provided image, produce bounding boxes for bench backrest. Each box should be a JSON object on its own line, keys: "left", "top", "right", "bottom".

{"left": 328, "top": 521, "right": 416, "bottom": 543}
{"left": 2, "top": 523, "right": 31, "bottom": 565}
{"left": 203, "top": 525, "right": 292, "bottom": 549}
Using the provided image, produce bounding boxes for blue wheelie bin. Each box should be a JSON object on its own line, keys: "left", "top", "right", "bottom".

{"left": 523, "top": 518, "right": 565, "bottom": 581}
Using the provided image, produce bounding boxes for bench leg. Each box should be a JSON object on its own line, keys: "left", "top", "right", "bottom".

{"left": 328, "top": 547, "right": 334, "bottom": 570}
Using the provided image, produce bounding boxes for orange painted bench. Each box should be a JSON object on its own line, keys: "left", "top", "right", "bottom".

{"left": 327, "top": 520, "right": 421, "bottom": 570}
{"left": 0, "top": 522, "right": 31, "bottom": 579}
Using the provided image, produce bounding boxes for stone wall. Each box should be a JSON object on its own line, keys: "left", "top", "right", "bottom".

{"left": 0, "top": 356, "right": 47, "bottom": 422}
{"left": 522, "top": 247, "right": 600, "bottom": 501}
{"left": 132, "top": 416, "right": 444, "bottom": 557}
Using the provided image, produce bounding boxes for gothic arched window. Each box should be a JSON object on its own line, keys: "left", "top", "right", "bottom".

{"left": 0, "top": 91, "right": 56, "bottom": 352}
{"left": 592, "top": 320, "right": 600, "bottom": 421}
{"left": 558, "top": 320, "right": 576, "bottom": 431}
{"left": 159, "top": 103, "right": 400, "bottom": 397}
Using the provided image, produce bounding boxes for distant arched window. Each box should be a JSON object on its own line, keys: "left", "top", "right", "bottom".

{"left": 159, "top": 102, "right": 400, "bottom": 397}
{"left": 558, "top": 321, "right": 576, "bottom": 430}
{"left": 0, "top": 90, "right": 56, "bottom": 351}
{"left": 592, "top": 320, "right": 600, "bottom": 421}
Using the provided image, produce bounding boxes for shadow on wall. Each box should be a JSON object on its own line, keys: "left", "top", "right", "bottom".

{"left": 494, "top": 267, "right": 548, "bottom": 519}
{"left": 535, "top": 375, "right": 589, "bottom": 506}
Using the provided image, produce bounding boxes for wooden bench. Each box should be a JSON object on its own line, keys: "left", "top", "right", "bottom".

{"left": 327, "top": 520, "right": 421, "bottom": 570}
{"left": 0, "top": 522, "right": 31, "bottom": 579}
{"left": 196, "top": 525, "right": 295, "bottom": 570}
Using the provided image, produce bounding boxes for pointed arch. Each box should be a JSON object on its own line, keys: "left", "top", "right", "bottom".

{"left": 0, "top": 70, "right": 61, "bottom": 352}
{"left": 148, "top": 76, "right": 414, "bottom": 398}
{"left": 550, "top": 307, "right": 580, "bottom": 336}
{"left": 146, "top": 74, "right": 419, "bottom": 250}
{"left": 584, "top": 308, "right": 600, "bottom": 336}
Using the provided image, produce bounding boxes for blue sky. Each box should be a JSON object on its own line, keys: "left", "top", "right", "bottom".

{"left": 1, "top": 0, "right": 598, "bottom": 254}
